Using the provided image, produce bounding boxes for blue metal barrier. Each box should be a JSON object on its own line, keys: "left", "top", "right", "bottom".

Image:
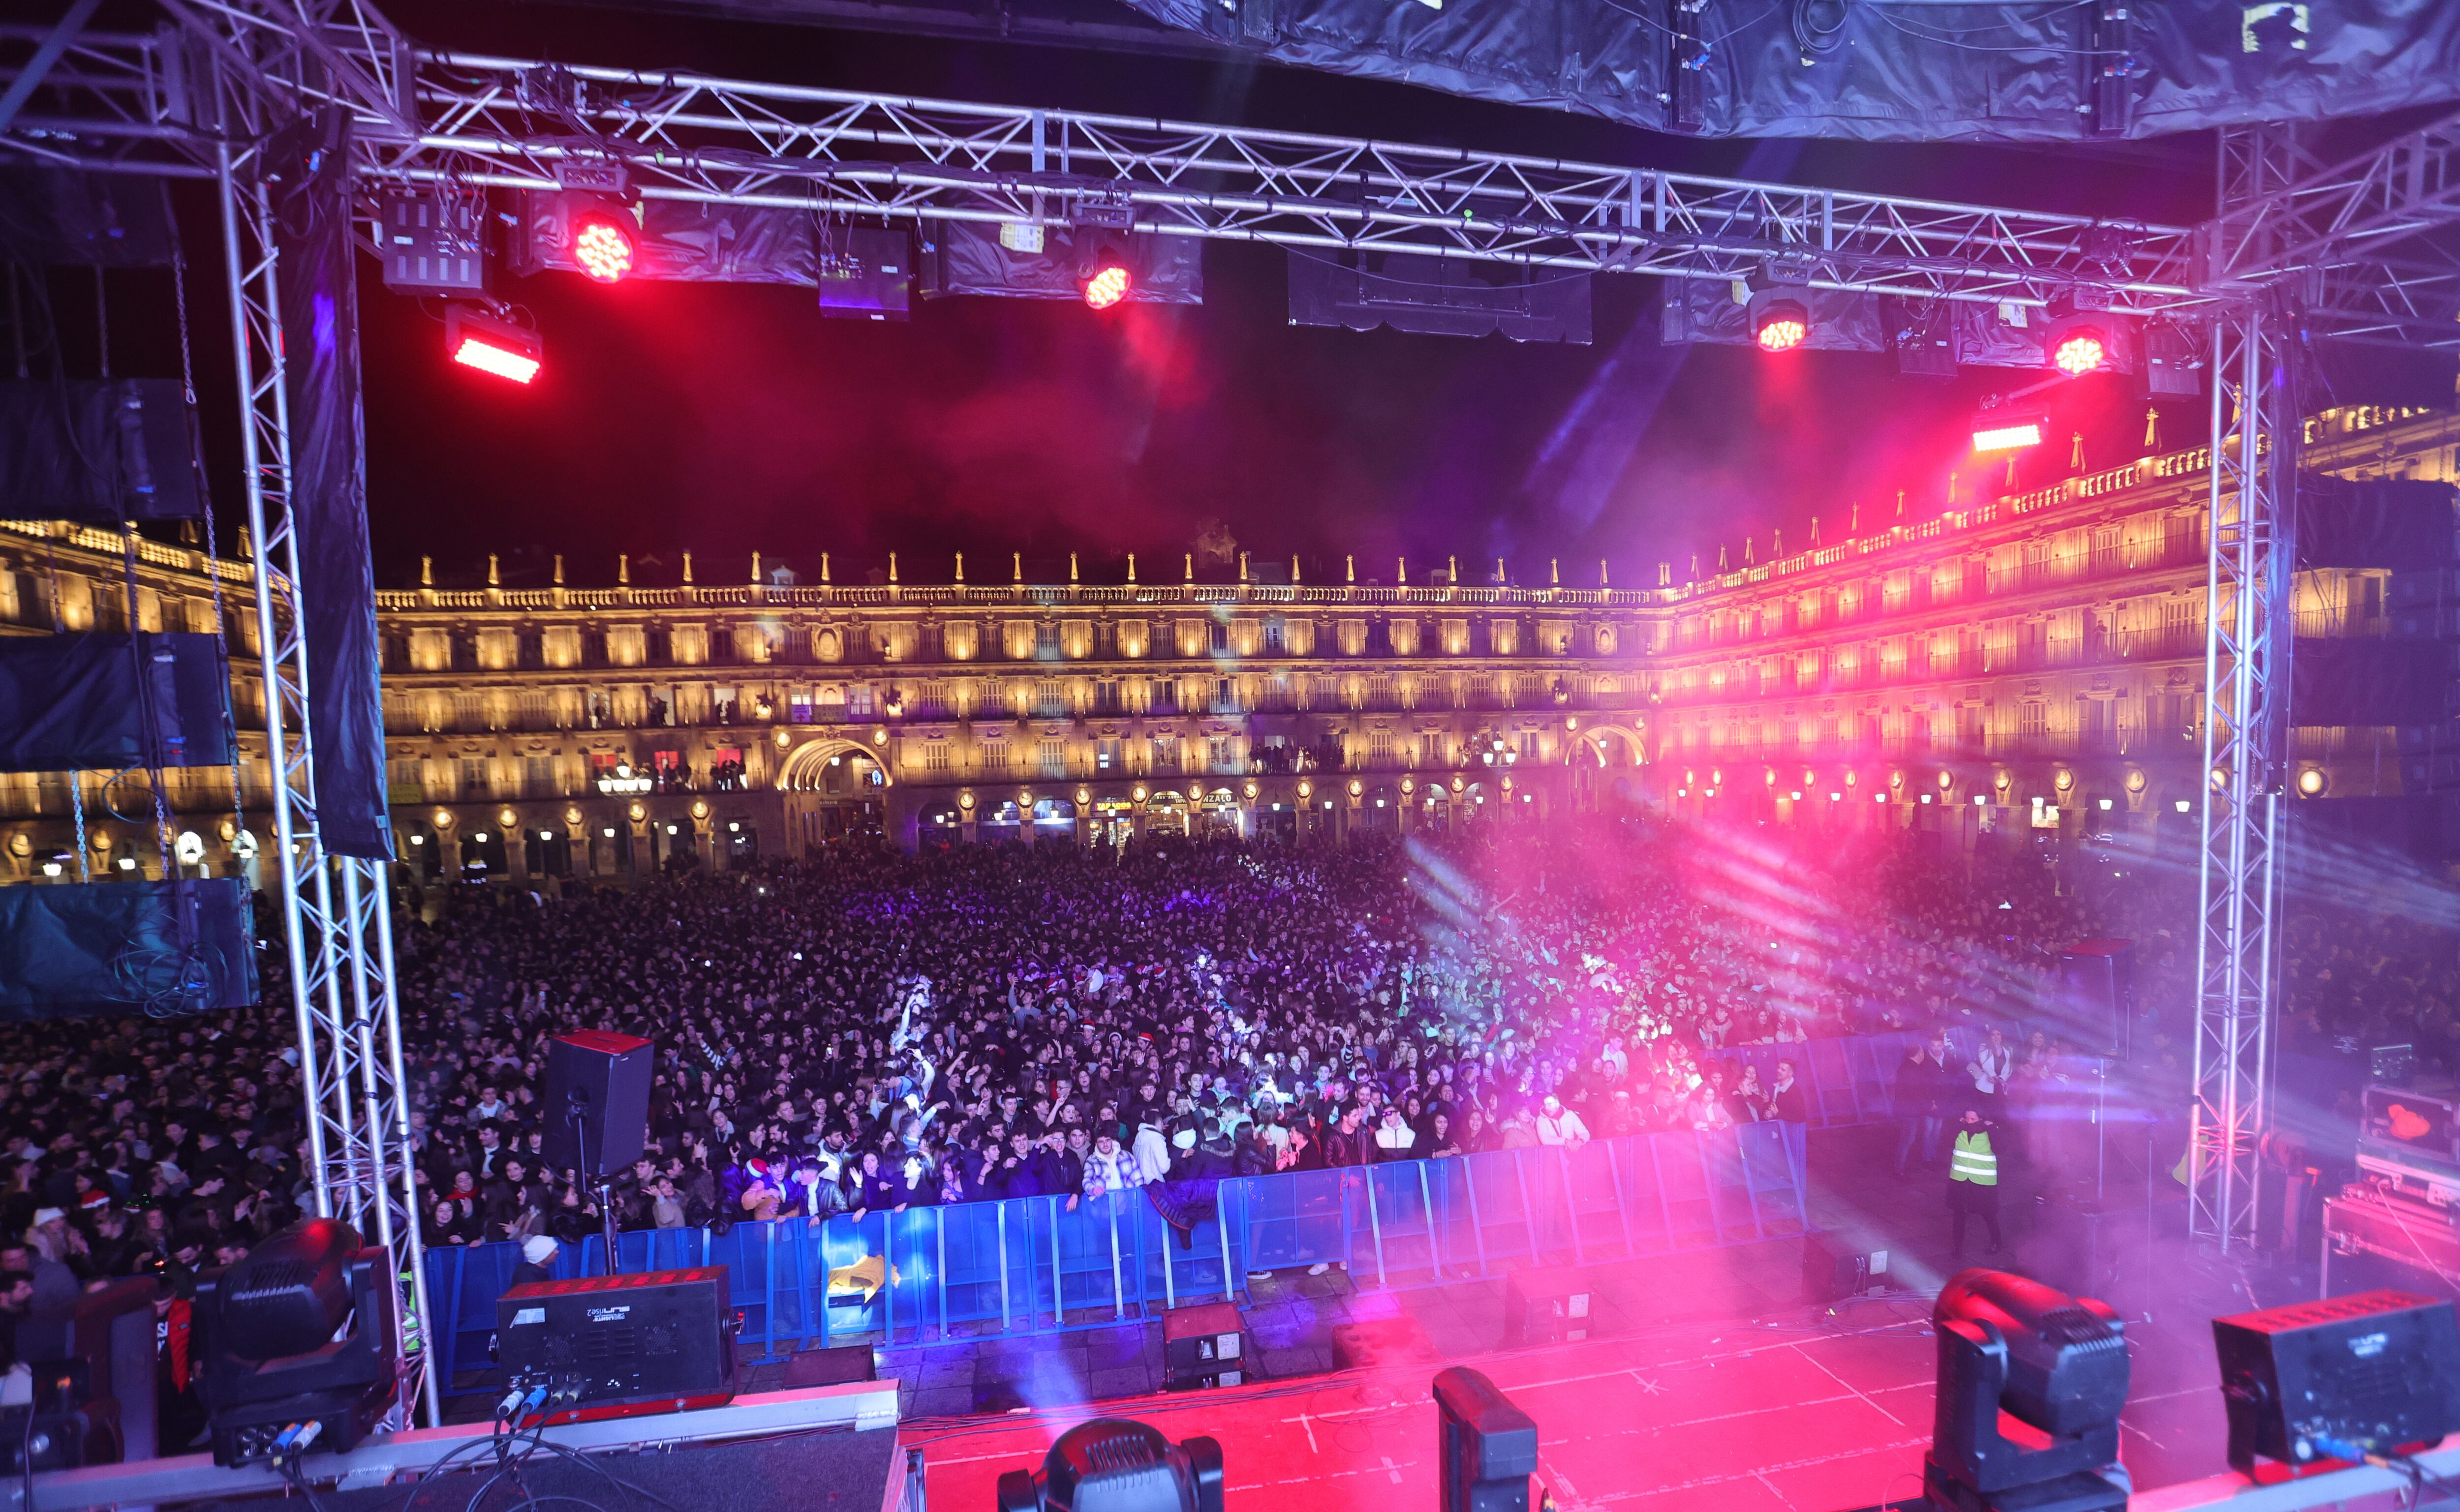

{"left": 422, "top": 1121, "right": 1821, "bottom": 1394}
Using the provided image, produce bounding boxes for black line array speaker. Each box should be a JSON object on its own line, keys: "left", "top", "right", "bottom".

{"left": 0, "top": 379, "right": 203, "bottom": 523}
{"left": 0, "top": 632, "right": 235, "bottom": 772}
{"left": 0, "top": 879, "right": 255, "bottom": 1021}
{"left": 541, "top": 1030, "right": 654, "bottom": 1179}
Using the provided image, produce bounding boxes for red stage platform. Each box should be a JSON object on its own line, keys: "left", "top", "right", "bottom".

{"left": 908, "top": 1297, "right": 2225, "bottom": 1512}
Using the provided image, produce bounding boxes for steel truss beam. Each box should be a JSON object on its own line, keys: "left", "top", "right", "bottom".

{"left": 2186, "top": 123, "right": 2310, "bottom": 1253}
{"left": 6, "top": 22, "right": 2202, "bottom": 312}
{"left": 2202, "top": 110, "right": 2460, "bottom": 350}
{"left": 189, "top": 1, "right": 438, "bottom": 1428}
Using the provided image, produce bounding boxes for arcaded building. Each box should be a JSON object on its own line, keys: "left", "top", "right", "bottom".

{"left": 1, "top": 403, "right": 2454, "bottom": 883}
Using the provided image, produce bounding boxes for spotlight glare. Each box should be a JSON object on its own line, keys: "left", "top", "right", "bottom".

{"left": 572, "top": 210, "right": 638, "bottom": 284}
{"left": 1082, "top": 262, "right": 1132, "bottom": 310}
{"left": 2051, "top": 328, "right": 2107, "bottom": 377}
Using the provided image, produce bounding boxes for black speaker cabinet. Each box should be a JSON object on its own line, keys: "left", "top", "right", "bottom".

{"left": 541, "top": 1030, "right": 653, "bottom": 1179}
{"left": 2213, "top": 1290, "right": 2460, "bottom": 1473}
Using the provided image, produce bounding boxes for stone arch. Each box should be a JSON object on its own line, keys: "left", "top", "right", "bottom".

{"left": 777, "top": 736, "right": 893, "bottom": 793}
{"left": 1570, "top": 723, "right": 1647, "bottom": 768}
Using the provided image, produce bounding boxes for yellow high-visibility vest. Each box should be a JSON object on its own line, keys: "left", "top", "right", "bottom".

{"left": 1950, "top": 1130, "right": 1998, "bottom": 1186}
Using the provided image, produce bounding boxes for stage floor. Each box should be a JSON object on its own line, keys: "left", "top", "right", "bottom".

{"left": 906, "top": 1295, "right": 2228, "bottom": 1512}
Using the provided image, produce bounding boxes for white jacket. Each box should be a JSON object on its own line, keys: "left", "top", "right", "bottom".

{"left": 1132, "top": 1124, "right": 1172, "bottom": 1181}
{"left": 1536, "top": 1109, "right": 1591, "bottom": 1146}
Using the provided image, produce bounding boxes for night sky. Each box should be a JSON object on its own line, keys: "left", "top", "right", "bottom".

{"left": 308, "top": 3, "right": 2221, "bottom": 587}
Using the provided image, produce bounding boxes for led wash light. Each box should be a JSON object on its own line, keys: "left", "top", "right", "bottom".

{"left": 445, "top": 306, "right": 543, "bottom": 385}
{"left": 571, "top": 205, "right": 639, "bottom": 284}
{"left": 1752, "top": 298, "right": 1809, "bottom": 353}
{"left": 1081, "top": 249, "right": 1133, "bottom": 310}
{"left": 2051, "top": 328, "right": 2108, "bottom": 377}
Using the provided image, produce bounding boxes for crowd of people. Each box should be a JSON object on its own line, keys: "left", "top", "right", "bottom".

{"left": 0, "top": 815, "right": 2442, "bottom": 1316}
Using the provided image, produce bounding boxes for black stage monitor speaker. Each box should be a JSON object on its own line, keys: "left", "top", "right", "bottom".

{"left": 542, "top": 1030, "right": 654, "bottom": 1179}
{"left": 0, "top": 632, "right": 236, "bottom": 773}
{"left": 195, "top": 1219, "right": 397, "bottom": 1467}
{"left": 497, "top": 1267, "right": 737, "bottom": 1422}
{"left": 2055, "top": 940, "right": 2136, "bottom": 1057}
{"left": 2213, "top": 1290, "right": 2460, "bottom": 1474}
{"left": 1435, "top": 1368, "right": 1537, "bottom": 1512}
{"left": 0, "top": 878, "right": 256, "bottom": 1021}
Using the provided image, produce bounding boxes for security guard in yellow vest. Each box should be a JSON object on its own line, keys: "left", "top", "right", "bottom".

{"left": 1945, "top": 1105, "right": 2001, "bottom": 1255}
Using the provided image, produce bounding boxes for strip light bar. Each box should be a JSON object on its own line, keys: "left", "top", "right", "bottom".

{"left": 445, "top": 305, "right": 542, "bottom": 384}
{"left": 1972, "top": 415, "right": 2046, "bottom": 452}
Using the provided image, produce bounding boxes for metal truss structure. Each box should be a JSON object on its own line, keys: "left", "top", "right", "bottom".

{"left": 6, "top": 0, "right": 2460, "bottom": 1278}
{"left": 4, "top": 1, "right": 441, "bottom": 1424}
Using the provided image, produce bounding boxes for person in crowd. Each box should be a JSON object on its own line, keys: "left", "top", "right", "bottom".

{"left": 1536, "top": 1094, "right": 1591, "bottom": 1151}
{"left": 1766, "top": 1060, "right": 1811, "bottom": 1125}
{"left": 1894, "top": 1036, "right": 1947, "bottom": 1176}
{"left": 510, "top": 1234, "right": 558, "bottom": 1286}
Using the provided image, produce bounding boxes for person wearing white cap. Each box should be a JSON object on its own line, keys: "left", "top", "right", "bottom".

{"left": 511, "top": 1234, "right": 557, "bottom": 1287}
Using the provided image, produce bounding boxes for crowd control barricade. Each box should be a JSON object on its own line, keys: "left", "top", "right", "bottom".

{"left": 420, "top": 1123, "right": 1814, "bottom": 1395}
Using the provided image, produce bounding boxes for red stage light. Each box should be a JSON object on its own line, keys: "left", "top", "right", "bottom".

{"left": 1082, "top": 261, "right": 1132, "bottom": 310}
{"left": 2051, "top": 328, "right": 2107, "bottom": 376}
{"left": 1753, "top": 299, "right": 1809, "bottom": 353}
{"left": 572, "top": 209, "right": 638, "bottom": 284}
{"left": 445, "top": 306, "right": 543, "bottom": 385}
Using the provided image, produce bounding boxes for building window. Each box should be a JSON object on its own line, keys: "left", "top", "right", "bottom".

{"left": 1035, "top": 622, "right": 1060, "bottom": 658}
{"left": 1264, "top": 618, "right": 1285, "bottom": 653}
{"left": 1038, "top": 739, "right": 1066, "bottom": 777}
{"left": 848, "top": 684, "right": 875, "bottom": 720}
{"left": 924, "top": 740, "right": 951, "bottom": 773}
{"left": 1097, "top": 738, "right": 1121, "bottom": 771}
{"left": 1208, "top": 735, "right": 1235, "bottom": 771}
{"left": 460, "top": 757, "right": 486, "bottom": 797}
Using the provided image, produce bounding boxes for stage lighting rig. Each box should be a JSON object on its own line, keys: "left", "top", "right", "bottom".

{"left": 444, "top": 305, "right": 543, "bottom": 385}
{"left": 996, "top": 1420, "right": 1222, "bottom": 1512}
{"left": 1925, "top": 1270, "right": 2129, "bottom": 1512}
{"left": 1081, "top": 245, "right": 1133, "bottom": 310}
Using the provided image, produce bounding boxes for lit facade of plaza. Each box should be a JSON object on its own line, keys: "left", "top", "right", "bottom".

{"left": 0, "top": 403, "right": 2453, "bottom": 882}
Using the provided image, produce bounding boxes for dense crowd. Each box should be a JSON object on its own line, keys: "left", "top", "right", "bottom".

{"left": 0, "top": 815, "right": 2440, "bottom": 1309}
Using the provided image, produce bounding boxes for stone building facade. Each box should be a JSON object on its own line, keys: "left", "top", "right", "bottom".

{"left": 0, "top": 404, "right": 2454, "bottom": 883}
